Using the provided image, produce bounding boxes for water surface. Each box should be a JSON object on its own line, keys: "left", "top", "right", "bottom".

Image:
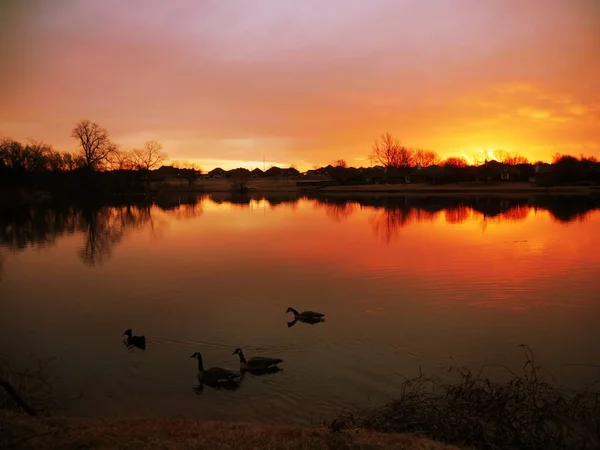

{"left": 1, "top": 194, "right": 599, "bottom": 424}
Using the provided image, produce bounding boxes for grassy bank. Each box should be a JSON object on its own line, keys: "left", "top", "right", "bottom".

{"left": 0, "top": 412, "right": 462, "bottom": 450}
{"left": 332, "top": 346, "right": 600, "bottom": 450}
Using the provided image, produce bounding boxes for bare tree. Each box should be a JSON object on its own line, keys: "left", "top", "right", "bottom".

{"left": 332, "top": 159, "right": 348, "bottom": 168}
{"left": 371, "top": 132, "right": 414, "bottom": 168}
{"left": 413, "top": 149, "right": 441, "bottom": 167}
{"left": 61, "top": 152, "right": 85, "bottom": 171}
{"left": 111, "top": 149, "right": 136, "bottom": 170}
{"left": 71, "top": 120, "right": 117, "bottom": 170}
{"left": 502, "top": 152, "right": 530, "bottom": 166}
{"left": 443, "top": 156, "right": 469, "bottom": 168}
{"left": 132, "top": 140, "right": 167, "bottom": 171}
{"left": 172, "top": 160, "right": 201, "bottom": 172}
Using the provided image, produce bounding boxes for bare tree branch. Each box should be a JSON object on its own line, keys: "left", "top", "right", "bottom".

{"left": 71, "top": 119, "right": 117, "bottom": 170}
{"left": 132, "top": 140, "right": 167, "bottom": 171}
{"left": 413, "top": 149, "right": 441, "bottom": 167}
{"left": 370, "top": 133, "right": 414, "bottom": 168}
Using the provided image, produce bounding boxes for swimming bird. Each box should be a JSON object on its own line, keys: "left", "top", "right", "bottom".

{"left": 232, "top": 348, "right": 283, "bottom": 372}
{"left": 190, "top": 352, "right": 240, "bottom": 384}
{"left": 286, "top": 307, "right": 325, "bottom": 321}
{"left": 123, "top": 328, "right": 146, "bottom": 350}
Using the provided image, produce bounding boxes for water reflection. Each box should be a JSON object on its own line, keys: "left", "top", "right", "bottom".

{"left": 314, "top": 200, "right": 356, "bottom": 222}
{"left": 310, "top": 195, "right": 600, "bottom": 243}
{"left": 287, "top": 317, "right": 325, "bottom": 328}
{"left": 194, "top": 376, "right": 244, "bottom": 393}
{"left": 2, "top": 191, "right": 599, "bottom": 424}
{"left": 0, "top": 194, "right": 204, "bottom": 267}
{"left": 1, "top": 194, "right": 599, "bottom": 266}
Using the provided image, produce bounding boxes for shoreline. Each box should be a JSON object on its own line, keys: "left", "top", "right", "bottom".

{"left": 1, "top": 412, "right": 460, "bottom": 450}
{"left": 194, "top": 180, "right": 600, "bottom": 196}
{"left": 0, "top": 183, "right": 597, "bottom": 208}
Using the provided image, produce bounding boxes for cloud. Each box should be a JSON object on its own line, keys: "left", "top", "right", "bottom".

{"left": 1, "top": 0, "right": 599, "bottom": 168}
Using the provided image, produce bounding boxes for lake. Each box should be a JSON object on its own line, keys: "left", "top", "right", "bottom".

{"left": 1, "top": 193, "right": 599, "bottom": 425}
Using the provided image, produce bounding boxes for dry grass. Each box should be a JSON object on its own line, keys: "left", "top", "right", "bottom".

{"left": 0, "top": 412, "right": 463, "bottom": 450}
{"left": 0, "top": 357, "right": 62, "bottom": 415}
{"left": 331, "top": 346, "right": 600, "bottom": 450}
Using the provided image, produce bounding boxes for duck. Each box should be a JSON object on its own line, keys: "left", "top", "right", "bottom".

{"left": 123, "top": 328, "right": 146, "bottom": 350}
{"left": 232, "top": 348, "right": 283, "bottom": 372}
{"left": 190, "top": 352, "right": 240, "bottom": 384}
{"left": 286, "top": 307, "right": 325, "bottom": 322}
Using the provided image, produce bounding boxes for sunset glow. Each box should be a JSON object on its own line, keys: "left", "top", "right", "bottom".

{"left": 1, "top": 0, "right": 599, "bottom": 171}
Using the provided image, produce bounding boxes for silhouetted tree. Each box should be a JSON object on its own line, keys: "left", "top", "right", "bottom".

{"left": 552, "top": 154, "right": 584, "bottom": 183}
{"left": 413, "top": 149, "right": 441, "bottom": 167}
{"left": 132, "top": 140, "right": 167, "bottom": 171}
{"left": 110, "top": 149, "right": 135, "bottom": 170}
{"left": 442, "top": 156, "right": 470, "bottom": 183}
{"left": 502, "top": 152, "right": 530, "bottom": 166}
{"left": 229, "top": 168, "right": 251, "bottom": 192}
{"left": 332, "top": 159, "right": 348, "bottom": 168}
{"left": 371, "top": 132, "right": 414, "bottom": 168}
{"left": 71, "top": 120, "right": 117, "bottom": 170}
{"left": 443, "top": 157, "right": 469, "bottom": 168}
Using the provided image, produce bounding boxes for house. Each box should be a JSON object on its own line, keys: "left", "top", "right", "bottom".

{"left": 208, "top": 167, "right": 227, "bottom": 178}
{"left": 500, "top": 166, "right": 520, "bottom": 181}
{"left": 303, "top": 169, "right": 330, "bottom": 180}
{"left": 406, "top": 165, "right": 446, "bottom": 184}
{"left": 529, "top": 163, "right": 554, "bottom": 184}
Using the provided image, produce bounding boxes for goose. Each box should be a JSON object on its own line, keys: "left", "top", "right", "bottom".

{"left": 286, "top": 307, "right": 325, "bottom": 321}
{"left": 123, "top": 328, "right": 146, "bottom": 350}
{"left": 190, "top": 352, "right": 240, "bottom": 384}
{"left": 232, "top": 348, "right": 283, "bottom": 372}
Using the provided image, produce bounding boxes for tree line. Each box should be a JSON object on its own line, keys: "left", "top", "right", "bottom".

{"left": 365, "top": 132, "right": 597, "bottom": 170}
{"left": 1, "top": 123, "right": 598, "bottom": 184}
{"left": 0, "top": 119, "right": 171, "bottom": 175}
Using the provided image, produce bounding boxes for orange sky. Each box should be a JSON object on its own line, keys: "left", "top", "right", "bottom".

{"left": 1, "top": 0, "right": 599, "bottom": 171}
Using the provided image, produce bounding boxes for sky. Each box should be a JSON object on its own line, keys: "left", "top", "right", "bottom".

{"left": 1, "top": 0, "right": 599, "bottom": 170}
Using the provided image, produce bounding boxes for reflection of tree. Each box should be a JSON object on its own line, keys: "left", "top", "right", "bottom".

{"left": 78, "top": 205, "right": 153, "bottom": 266}
{"left": 369, "top": 207, "right": 438, "bottom": 242}
{"left": 357, "top": 195, "right": 600, "bottom": 243}
{"left": 316, "top": 201, "right": 356, "bottom": 222}
{"left": 206, "top": 193, "right": 301, "bottom": 211}
{"left": 444, "top": 205, "right": 472, "bottom": 224}
{"left": 0, "top": 195, "right": 204, "bottom": 268}
{"left": 539, "top": 196, "right": 600, "bottom": 223}
{"left": 0, "top": 206, "right": 86, "bottom": 250}
{"left": 154, "top": 195, "right": 204, "bottom": 222}
{"left": 162, "top": 202, "right": 204, "bottom": 221}
{"left": 489, "top": 205, "right": 530, "bottom": 223}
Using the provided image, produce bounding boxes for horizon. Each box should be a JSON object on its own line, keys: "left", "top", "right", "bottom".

{"left": 1, "top": 0, "right": 599, "bottom": 171}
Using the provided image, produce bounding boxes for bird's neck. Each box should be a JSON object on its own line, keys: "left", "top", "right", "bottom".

{"left": 196, "top": 357, "right": 204, "bottom": 372}
{"left": 289, "top": 308, "right": 299, "bottom": 315}
{"left": 236, "top": 352, "right": 247, "bottom": 364}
